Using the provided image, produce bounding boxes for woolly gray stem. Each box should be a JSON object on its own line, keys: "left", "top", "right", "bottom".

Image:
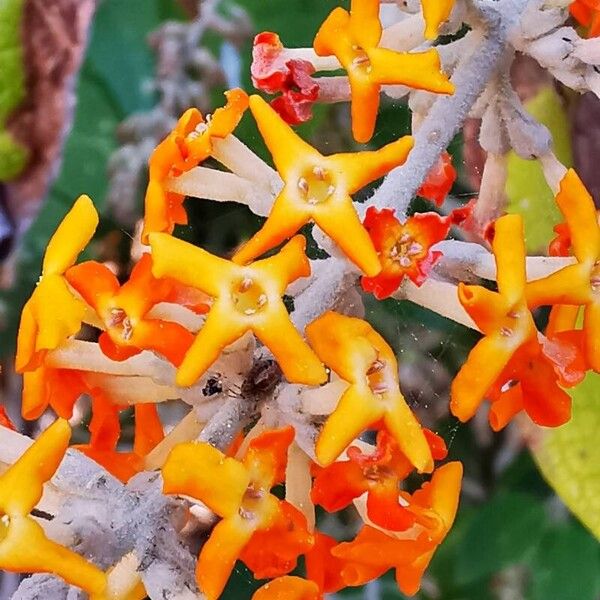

{"left": 369, "top": 0, "right": 530, "bottom": 215}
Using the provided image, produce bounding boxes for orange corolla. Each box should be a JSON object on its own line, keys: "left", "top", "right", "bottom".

{"left": 0, "top": 419, "right": 107, "bottom": 596}
{"left": 66, "top": 253, "right": 198, "bottom": 365}
{"left": 232, "top": 95, "right": 413, "bottom": 275}
{"left": 421, "top": 0, "right": 456, "bottom": 40}
{"left": 313, "top": 0, "right": 454, "bottom": 142}
{"left": 142, "top": 89, "right": 249, "bottom": 242}
{"left": 450, "top": 214, "right": 540, "bottom": 422}
{"left": 16, "top": 195, "right": 99, "bottom": 372}
{"left": 252, "top": 576, "right": 320, "bottom": 600}
{"left": 150, "top": 232, "right": 327, "bottom": 387}
{"left": 312, "top": 427, "right": 447, "bottom": 531}
{"left": 526, "top": 169, "right": 600, "bottom": 372}
{"left": 361, "top": 207, "right": 459, "bottom": 299}
{"left": 305, "top": 532, "right": 347, "bottom": 595}
{"left": 482, "top": 331, "right": 584, "bottom": 430}
{"left": 331, "top": 461, "right": 463, "bottom": 596}
{"left": 305, "top": 311, "right": 433, "bottom": 472}
{"left": 571, "top": 0, "right": 600, "bottom": 37}
{"left": 75, "top": 394, "right": 164, "bottom": 483}
{"left": 162, "top": 426, "right": 313, "bottom": 600}
{"left": 21, "top": 365, "right": 87, "bottom": 420}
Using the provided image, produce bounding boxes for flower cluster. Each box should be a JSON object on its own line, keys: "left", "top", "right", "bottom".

{"left": 1, "top": 0, "right": 596, "bottom": 598}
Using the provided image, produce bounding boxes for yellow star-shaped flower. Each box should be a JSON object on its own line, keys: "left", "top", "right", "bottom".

{"left": 313, "top": 0, "right": 454, "bottom": 142}
{"left": 233, "top": 95, "right": 414, "bottom": 274}
{"left": 305, "top": 311, "right": 433, "bottom": 472}
{"left": 0, "top": 419, "right": 107, "bottom": 596}
{"left": 149, "top": 232, "right": 327, "bottom": 387}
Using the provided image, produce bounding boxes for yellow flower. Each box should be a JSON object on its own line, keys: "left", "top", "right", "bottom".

{"left": 233, "top": 95, "right": 413, "bottom": 275}
{"left": 16, "top": 196, "right": 99, "bottom": 372}
{"left": 149, "top": 232, "right": 327, "bottom": 387}
{"left": 313, "top": 0, "right": 454, "bottom": 142}
{"left": 0, "top": 419, "right": 107, "bottom": 596}
{"left": 305, "top": 311, "right": 432, "bottom": 472}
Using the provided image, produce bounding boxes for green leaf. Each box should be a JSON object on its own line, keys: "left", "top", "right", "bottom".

{"left": 0, "top": 0, "right": 29, "bottom": 180}
{"left": 530, "top": 372, "right": 600, "bottom": 540}
{"left": 506, "top": 86, "right": 572, "bottom": 252}
{"left": 455, "top": 492, "right": 547, "bottom": 585}
{"left": 529, "top": 522, "right": 600, "bottom": 600}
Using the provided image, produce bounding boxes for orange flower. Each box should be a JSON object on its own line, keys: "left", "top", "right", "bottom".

{"left": 21, "top": 365, "right": 87, "bottom": 421}
{"left": 66, "top": 253, "right": 197, "bottom": 366}
{"left": 312, "top": 428, "right": 447, "bottom": 531}
{"left": 16, "top": 195, "right": 99, "bottom": 372}
{"left": 305, "top": 311, "right": 433, "bottom": 471}
{"left": 252, "top": 576, "right": 320, "bottom": 600}
{"left": 142, "top": 89, "right": 249, "bottom": 242}
{"left": 331, "top": 462, "right": 463, "bottom": 596}
{"left": 305, "top": 532, "right": 347, "bottom": 595}
{"left": 361, "top": 206, "right": 463, "bottom": 299}
{"left": 526, "top": 170, "right": 600, "bottom": 372}
{"left": 571, "top": 0, "right": 600, "bottom": 37}
{"left": 162, "top": 426, "right": 313, "bottom": 600}
{"left": 450, "top": 214, "right": 539, "bottom": 423}
{"left": 417, "top": 151, "right": 457, "bottom": 206}
{"left": 232, "top": 95, "right": 413, "bottom": 275}
{"left": 421, "top": 0, "right": 456, "bottom": 40}
{"left": 483, "top": 333, "right": 583, "bottom": 431}
{"left": 0, "top": 419, "right": 107, "bottom": 596}
{"left": 149, "top": 232, "right": 327, "bottom": 387}
{"left": 75, "top": 394, "right": 164, "bottom": 483}
{"left": 313, "top": 0, "right": 453, "bottom": 142}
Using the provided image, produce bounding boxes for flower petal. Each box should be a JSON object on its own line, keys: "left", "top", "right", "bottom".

{"left": 162, "top": 442, "right": 250, "bottom": 517}
{"left": 0, "top": 419, "right": 70, "bottom": 515}
{"left": 252, "top": 576, "right": 320, "bottom": 600}
{"left": 0, "top": 515, "right": 107, "bottom": 595}
{"left": 42, "top": 195, "right": 99, "bottom": 276}
{"left": 367, "top": 47, "right": 454, "bottom": 94}
{"left": 197, "top": 516, "right": 255, "bottom": 600}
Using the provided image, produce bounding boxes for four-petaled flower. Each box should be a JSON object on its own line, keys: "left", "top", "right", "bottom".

{"left": 66, "top": 253, "right": 200, "bottom": 365}
{"left": 361, "top": 206, "right": 466, "bottom": 300}
{"left": 312, "top": 427, "right": 447, "bottom": 531}
{"left": 331, "top": 462, "right": 463, "bottom": 596}
{"left": 526, "top": 169, "right": 600, "bottom": 372}
{"left": 16, "top": 195, "right": 98, "bottom": 372}
{"left": 305, "top": 311, "right": 433, "bottom": 471}
{"left": 142, "top": 89, "right": 249, "bottom": 242}
{"left": 313, "top": 0, "right": 454, "bottom": 142}
{"left": 451, "top": 214, "right": 574, "bottom": 428}
{"left": 162, "top": 426, "right": 313, "bottom": 600}
{"left": 150, "top": 233, "right": 327, "bottom": 386}
{"left": 233, "top": 94, "right": 414, "bottom": 275}
{"left": 0, "top": 419, "right": 107, "bottom": 596}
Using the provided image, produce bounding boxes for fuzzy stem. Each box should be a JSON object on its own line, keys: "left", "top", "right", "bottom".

{"left": 369, "top": 0, "right": 530, "bottom": 215}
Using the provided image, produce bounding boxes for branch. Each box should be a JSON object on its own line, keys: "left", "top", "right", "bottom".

{"left": 369, "top": 0, "right": 531, "bottom": 215}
